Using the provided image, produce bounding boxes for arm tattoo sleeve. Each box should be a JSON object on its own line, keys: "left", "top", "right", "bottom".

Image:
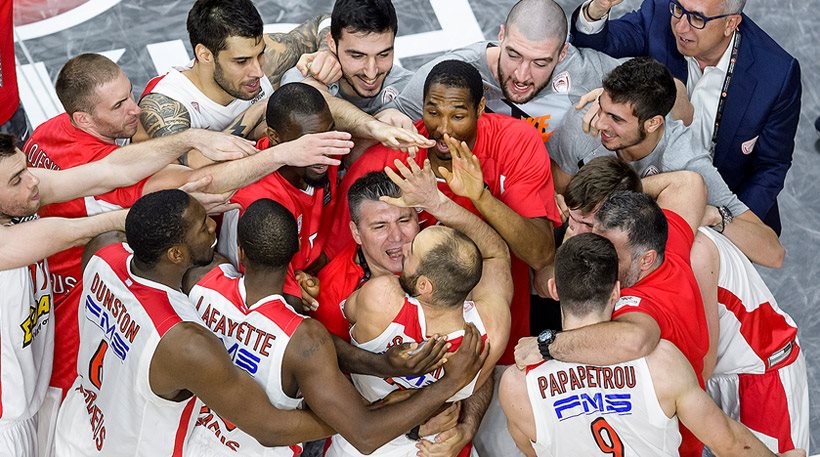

{"left": 139, "top": 93, "right": 192, "bottom": 138}
{"left": 263, "top": 14, "right": 328, "bottom": 88}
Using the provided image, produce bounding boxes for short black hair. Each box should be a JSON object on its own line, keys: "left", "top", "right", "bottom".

{"left": 602, "top": 57, "right": 676, "bottom": 124}
{"left": 238, "top": 199, "right": 299, "bottom": 270}
{"left": 266, "top": 82, "right": 331, "bottom": 133}
{"left": 564, "top": 156, "right": 642, "bottom": 214}
{"left": 595, "top": 191, "right": 668, "bottom": 265}
{"left": 0, "top": 134, "right": 16, "bottom": 159}
{"left": 126, "top": 190, "right": 191, "bottom": 267}
{"left": 331, "top": 0, "right": 398, "bottom": 42}
{"left": 554, "top": 233, "right": 619, "bottom": 317}
{"left": 423, "top": 60, "right": 484, "bottom": 110}
{"left": 187, "top": 0, "right": 263, "bottom": 56}
{"left": 347, "top": 171, "right": 402, "bottom": 224}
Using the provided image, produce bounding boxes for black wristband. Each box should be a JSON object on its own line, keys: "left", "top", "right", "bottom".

{"left": 406, "top": 424, "right": 421, "bottom": 441}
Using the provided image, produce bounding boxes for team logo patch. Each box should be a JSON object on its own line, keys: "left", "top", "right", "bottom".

{"left": 551, "top": 71, "right": 571, "bottom": 94}
{"left": 616, "top": 295, "right": 641, "bottom": 309}
{"left": 20, "top": 295, "right": 51, "bottom": 347}
{"left": 191, "top": 101, "right": 201, "bottom": 113}
{"left": 641, "top": 165, "right": 660, "bottom": 177}
{"left": 381, "top": 86, "right": 400, "bottom": 105}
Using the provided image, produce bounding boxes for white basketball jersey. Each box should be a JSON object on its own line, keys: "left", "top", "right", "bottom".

{"left": 55, "top": 243, "right": 202, "bottom": 456}
{"left": 0, "top": 257, "right": 54, "bottom": 424}
{"left": 146, "top": 62, "right": 273, "bottom": 131}
{"left": 526, "top": 357, "right": 681, "bottom": 457}
{"left": 328, "top": 296, "right": 487, "bottom": 457}
{"left": 184, "top": 264, "right": 305, "bottom": 457}
{"left": 698, "top": 228, "right": 799, "bottom": 375}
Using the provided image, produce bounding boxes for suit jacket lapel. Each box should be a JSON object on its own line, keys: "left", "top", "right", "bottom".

{"left": 715, "top": 30, "right": 757, "bottom": 157}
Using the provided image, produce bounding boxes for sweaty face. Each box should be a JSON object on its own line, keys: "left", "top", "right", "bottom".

{"left": 213, "top": 36, "right": 267, "bottom": 101}
{"left": 422, "top": 84, "right": 481, "bottom": 162}
{"left": 593, "top": 92, "right": 647, "bottom": 153}
{"left": 352, "top": 200, "right": 419, "bottom": 275}
{"left": 671, "top": 0, "right": 738, "bottom": 63}
{"left": 497, "top": 26, "right": 564, "bottom": 104}
{"left": 0, "top": 150, "right": 41, "bottom": 221}
{"left": 335, "top": 29, "right": 395, "bottom": 98}
{"left": 87, "top": 71, "right": 141, "bottom": 141}
{"left": 182, "top": 200, "right": 218, "bottom": 267}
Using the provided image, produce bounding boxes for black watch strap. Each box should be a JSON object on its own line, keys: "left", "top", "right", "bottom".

{"left": 406, "top": 424, "right": 421, "bottom": 441}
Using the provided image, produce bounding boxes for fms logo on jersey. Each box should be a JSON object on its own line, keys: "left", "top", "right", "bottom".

{"left": 553, "top": 392, "right": 633, "bottom": 421}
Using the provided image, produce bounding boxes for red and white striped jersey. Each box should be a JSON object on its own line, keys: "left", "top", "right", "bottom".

{"left": 55, "top": 243, "right": 202, "bottom": 456}
{"left": 698, "top": 228, "right": 799, "bottom": 375}
{"left": 0, "top": 254, "right": 53, "bottom": 424}
{"left": 185, "top": 264, "right": 305, "bottom": 457}
{"left": 525, "top": 357, "right": 681, "bottom": 457}
{"left": 328, "top": 296, "right": 487, "bottom": 457}
{"left": 143, "top": 63, "right": 272, "bottom": 132}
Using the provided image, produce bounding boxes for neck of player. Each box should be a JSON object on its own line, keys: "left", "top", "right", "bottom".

{"left": 244, "top": 268, "right": 287, "bottom": 306}
{"left": 130, "top": 258, "right": 187, "bottom": 292}
{"left": 617, "top": 124, "right": 665, "bottom": 162}
{"left": 419, "top": 300, "right": 466, "bottom": 336}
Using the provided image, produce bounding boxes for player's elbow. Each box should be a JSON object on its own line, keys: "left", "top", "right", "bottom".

{"left": 345, "top": 435, "right": 381, "bottom": 455}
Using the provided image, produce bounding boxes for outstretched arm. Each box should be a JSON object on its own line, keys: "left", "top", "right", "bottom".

{"left": 0, "top": 210, "right": 127, "bottom": 271}
{"left": 262, "top": 15, "right": 331, "bottom": 88}
{"left": 34, "top": 129, "right": 256, "bottom": 205}
{"left": 150, "top": 322, "right": 334, "bottom": 446}
{"left": 499, "top": 366, "right": 538, "bottom": 457}
{"left": 641, "top": 171, "right": 707, "bottom": 235}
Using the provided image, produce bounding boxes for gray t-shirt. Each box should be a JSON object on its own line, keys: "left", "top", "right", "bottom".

{"left": 549, "top": 106, "right": 749, "bottom": 216}
{"left": 281, "top": 64, "right": 412, "bottom": 115}
{"left": 385, "top": 41, "right": 621, "bottom": 142}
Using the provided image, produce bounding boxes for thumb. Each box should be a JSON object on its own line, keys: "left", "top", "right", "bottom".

{"left": 179, "top": 175, "right": 212, "bottom": 193}
{"left": 379, "top": 195, "right": 408, "bottom": 207}
{"left": 438, "top": 166, "right": 453, "bottom": 182}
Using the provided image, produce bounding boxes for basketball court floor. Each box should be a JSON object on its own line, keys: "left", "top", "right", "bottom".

{"left": 11, "top": 0, "right": 820, "bottom": 450}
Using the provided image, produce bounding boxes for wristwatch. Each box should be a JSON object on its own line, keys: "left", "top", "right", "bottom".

{"left": 712, "top": 205, "right": 734, "bottom": 233}
{"left": 537, "top": 329, "right": 558, "bottom": 360}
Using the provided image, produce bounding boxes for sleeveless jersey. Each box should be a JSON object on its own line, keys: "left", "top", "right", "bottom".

{"left": 526, "top": 357, "right": 680, "bottom": 456}
{"left": 218, "top": 164, "right": 337, "bottom": 297}
{"left": 185, "top": 264, "right": 305, "bottom": 457}
{"left": 0, "top": 238, "right": 53, "bottom": 424}
{"left": 698, "top": 228, "right": 799, "bottom": 375}
{"left": 143, "top": 62, "right": 273, "bottom": 132}
{"left": 328, "top": 296, "right": 486, "bottom": 457}
{"left": 55, "top": 243, "right": 202, "bottom": 456}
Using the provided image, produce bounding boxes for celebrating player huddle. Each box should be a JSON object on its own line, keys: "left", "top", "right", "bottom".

{"left": 0, "top": 0, "right": 807, "bottom": 456}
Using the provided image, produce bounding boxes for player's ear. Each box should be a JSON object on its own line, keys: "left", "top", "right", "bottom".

{"left": 167, "top": 245, "right": 186, "bottom": 265}
{"left": 639, "top": 250, "right": 657, "bottom": 273}
{"left": 547, "top": 278, "right": 559, "bottom": 301}
{"left": 558, "top": 42, "right": 569, "bottom": 62}
{"left": 350, "top": 221, "right": 362, "bottom": 245}
{"left": 498, "top": 24, "right": 506, "bottom": 42}
{"left": 476, "top": 97, "right": 486, "bottom": 117}
{"left": 326, "top": 33, "right": 336, "bottom": 53}
{"left": 416, "top": 275, "right": 434, "bottom": 298}
{"left": 71, "top": 111, "right": 93, "bottom": 130}
{"left": 266, "top": 127, "right": 280, "bottom": 145}
{"left": 195, "top": 43, "right": 214, "bottom": 64}
{"left": 237, "top": 245, "right": 246, "bottom": 265}
{"left": 644, "top": 115, "right": 664, "bottom": 134}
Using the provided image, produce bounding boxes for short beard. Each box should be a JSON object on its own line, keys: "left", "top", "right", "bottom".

{"left": 214, "top": 59, "right": 255, "bottom": 101}
{"left": 399, "top": 271, "right": 420, "bottom": 297}
{"left": 303, "top": 173, "right": 329, "bottom": 188}
{"left": 497, "top": 58, "right": 549, "bottom": 104}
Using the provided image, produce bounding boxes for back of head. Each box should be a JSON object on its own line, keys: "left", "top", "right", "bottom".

{"left": 505, "top": 0, "right": 567, "bottom": 44}
{"left": 423, "top": 60, "right": 484, "bottom": 109}
{"left": 595, "top": 191, "right": 667, "bottom": 264}
{"left": 602, "top": 57, "right": 676, "bottom": 123}
{"left": 238, "top": 199, "right": 299, "bottom": 270}
{"left": 564, "top": 156, "right": 642, "bottom": 214}
{"left": 187, "top": 0, "right": 263, "bottom": 56}
{"left": 55, "top": 53, "right": 122, "bottom": 116}
{"left": 331, "top": 0, "right": 398, "bottom": 42}
{"left": 126, "top": 190, "right": 191, "bottom": 267}
{"left": 554, "top": 233, "right": 619, "bottom": 317}
{"left": 347, "top": 171, "right": 401, "bottom": 224}
{"left": 416, "top": 227, "right": 482, "bottom": 306}
{"left": 722, "top": 0, "right": 747, "bottom": 14}
{"left": 0, "top": 134, "right": 16, "bottom": 159}
{"left": 266, "top": 82, "right": 331, "bottom": 133}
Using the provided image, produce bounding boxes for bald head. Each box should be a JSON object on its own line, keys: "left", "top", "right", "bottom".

{"left": 504, "top": 0, "right": 568, "bottom": 43}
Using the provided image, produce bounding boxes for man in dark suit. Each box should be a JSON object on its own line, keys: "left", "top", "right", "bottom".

{"left": 569, "top": 0, "right": 801, "bottom": 234}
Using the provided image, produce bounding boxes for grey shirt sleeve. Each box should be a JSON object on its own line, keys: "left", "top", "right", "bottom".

{"left": 547, "top": 105, "right": 603, "bottom": 175}
{"left": 280, "top": 66, "right": 307, "bottom": 86}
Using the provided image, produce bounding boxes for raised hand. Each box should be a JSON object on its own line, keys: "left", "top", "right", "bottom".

{"left": 381, "top": 159, "right": 444, "bottom": 211}
{"left": 586, "top": 0, "right": 624, "bottom": 21}
{"left": 514, "top": 336, "right": 544, "bottom": 370}
{"left": 437, "top": 134, "right": 485, "bottom": 201}
{"left": 365, "top": 119, "right": 436, "bottom": 158}
{"left": 266, "top": 131, "right": 354, "bottom": 167}
{"left": 178, "top": 175, "right": 239, "bottom": 215}
{"left": 189, "top": 129, "right": 259, "bottom": 162}
{"left": 575, "top": 88, "right": 603, "bottom": 137}
{"left": 296, "top": 49, "right": 343, "bottom": 85}
{"left": 295, "top": 270, "right": 320, "bottom": 312}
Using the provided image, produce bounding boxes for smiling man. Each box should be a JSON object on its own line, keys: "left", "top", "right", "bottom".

{"left": 571, "top": 0, "right": 800, "bottom": 234}
{"left": 328, "top": 60, "right": 561, "bottom": 367}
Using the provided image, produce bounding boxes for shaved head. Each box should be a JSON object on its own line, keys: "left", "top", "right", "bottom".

{"left": 505, "top": 0, "right": 568, "bottom": 43}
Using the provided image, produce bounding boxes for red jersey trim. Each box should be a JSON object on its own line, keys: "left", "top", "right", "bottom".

{"left": 172, "top": 398, "right": 197, "bottom": 457}
{"left": 141, "top": 74, "right": 167, "bottom": 100}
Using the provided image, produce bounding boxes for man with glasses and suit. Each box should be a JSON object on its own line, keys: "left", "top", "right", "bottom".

{"left": 570, "top": 0, "right": 801, "bottom": 236}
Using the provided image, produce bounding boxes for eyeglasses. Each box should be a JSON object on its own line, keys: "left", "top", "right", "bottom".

{"left": 669, "top": 0, "right": 738, "bottom": 29}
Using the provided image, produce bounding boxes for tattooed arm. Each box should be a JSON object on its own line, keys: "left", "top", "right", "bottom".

{"left": 263, "top": 14, "right": 330, "bottom": 88}
{"left": 137, "top": 92, "right": 200, "bottom": 163}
